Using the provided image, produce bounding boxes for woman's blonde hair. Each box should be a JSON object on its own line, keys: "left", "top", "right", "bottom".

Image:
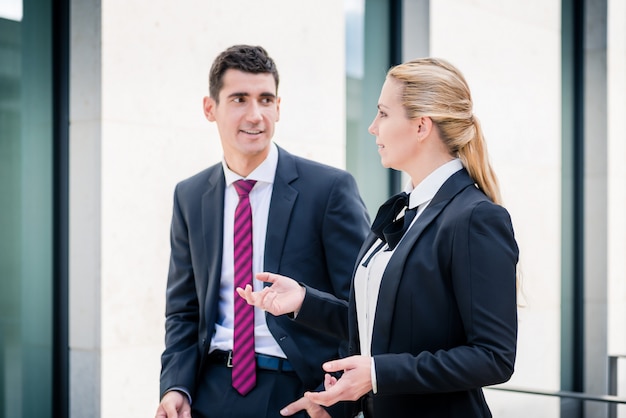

{"left": 387, "top": 58, "right": 502, "bottom": 205}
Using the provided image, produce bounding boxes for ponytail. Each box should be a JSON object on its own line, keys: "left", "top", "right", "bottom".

{"left": 388, "top": 57, "right": 504, "bottom": 205}
{"left": 388, "top": 57, "right": 518, "bottom": 291}
{"left": 457, "top": 116, "right": 502, "bottom": 205}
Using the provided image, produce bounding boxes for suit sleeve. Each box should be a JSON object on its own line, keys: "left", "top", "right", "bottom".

{"left": 296, "top": 284, "right": 350, "bottom": 339}
{"left": 159, "top": 185, "right": 201, "bottom": 399}
{"left": 296, "top": 172, "right": 369, "bottom": 338}
{"left": 374, "top": 201, "right": 518, "bottom": 394}
{"left": 320, "top": 172, "right": 370, "bottom": 298}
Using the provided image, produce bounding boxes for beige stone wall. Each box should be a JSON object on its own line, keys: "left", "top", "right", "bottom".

{"left": 69, "top": 1, "right": 626, "bottom": 416}
{"left": 429, "top": 1, "right": 563, "bottom": 415}
{"left": 69, "top": 1, "right": 346, "bottom": 416}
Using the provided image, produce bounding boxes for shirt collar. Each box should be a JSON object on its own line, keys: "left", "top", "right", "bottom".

{"left": 222, "top": 142, "right": 278, "bottom": 187}
{"left": 404, "top": 158, "right": 463, "bottom": 209}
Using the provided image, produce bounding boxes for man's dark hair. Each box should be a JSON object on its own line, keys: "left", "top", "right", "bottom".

{"left": 209, "top": 45, "right": 280, "bottom": 101}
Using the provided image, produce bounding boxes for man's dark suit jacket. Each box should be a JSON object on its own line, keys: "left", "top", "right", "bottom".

{"left": 159, "top": 145, "right": 370, "bottom": 403}
{"left": 298, "top": 168, "right": 519, "bottom": 418}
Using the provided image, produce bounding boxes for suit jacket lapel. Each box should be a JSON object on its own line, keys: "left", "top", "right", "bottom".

{"left": 355, "top": 234, "right": 379, "bottom": 268}
{"left": 202, "top": 166, "right": 226, "bottom": 317}
{"left": 370, "top": 169, "right": 475, "bottom": 354}
{"left": 264, "top": 147, "right": 298, "bottom": 274}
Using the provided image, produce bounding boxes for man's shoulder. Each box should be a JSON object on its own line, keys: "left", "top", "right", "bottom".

{"left": 175, "top": 162, "right": 222, "bottom": 191}
{"left": 278, "top": 146, "right": 352, "bottom": 179}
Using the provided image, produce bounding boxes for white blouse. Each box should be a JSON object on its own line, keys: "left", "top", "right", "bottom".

{"left": 353, "top": 158, "right": 463, "bottom": 393}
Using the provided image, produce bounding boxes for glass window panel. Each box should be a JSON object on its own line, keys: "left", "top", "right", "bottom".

{"left": 0, "top": 0, "right": 54, "bottom": 416}
{"left": 345, "top": 0, "right": 392, "bottom": 216}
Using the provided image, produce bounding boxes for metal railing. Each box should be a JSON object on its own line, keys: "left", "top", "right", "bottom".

{"left": 487, "top": 384, "right": 626, "bottom": 404}
{"left": 609, "top": 355, "right": 626, "bottom": 418}
{"left": 486, "top": 354, "right": 626, "bottom": 418}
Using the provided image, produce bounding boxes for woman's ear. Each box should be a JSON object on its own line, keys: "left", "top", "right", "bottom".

{"left": 416, "top": 116, "right": 432, "bottom": 140}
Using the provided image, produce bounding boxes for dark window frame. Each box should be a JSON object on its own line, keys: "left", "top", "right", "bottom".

{"left": 52, "top": 0, "right": 70, "bottom": 416}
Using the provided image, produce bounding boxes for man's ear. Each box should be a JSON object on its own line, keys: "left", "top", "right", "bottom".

{"left": 203, "top": 96, "right": 216, "bottom": 122}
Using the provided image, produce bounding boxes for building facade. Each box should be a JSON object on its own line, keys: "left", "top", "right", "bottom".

{"left": 0, "top": 0, "right": 624, "bottom": 417}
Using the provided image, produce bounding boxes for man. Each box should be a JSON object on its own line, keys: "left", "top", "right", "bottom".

{"left": 155, "top": 45, "right": 370, "bottom": 418}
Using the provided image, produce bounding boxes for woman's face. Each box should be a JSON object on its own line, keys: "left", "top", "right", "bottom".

{"left": 368, "top": 77, "right": 421, "bottom": 171}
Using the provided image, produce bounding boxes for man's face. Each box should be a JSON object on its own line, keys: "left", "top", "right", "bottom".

{"left": 203, "top": 69, "right": 280, "bottom": 169}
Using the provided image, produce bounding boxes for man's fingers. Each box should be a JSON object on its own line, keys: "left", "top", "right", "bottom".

{"left": 157, "top": 388, "right": 190, "bottom": 418}
{"left": 235, "top": 286, "right": 247, "bottom": 300}
{"left": 156, "top": 402, "right": 178, "bottom": 418}
{"left": 236, "top": 285, "right": 277, "bottom": 312}
{"left": 255, "top": 272, "right": 276, "bottom": 283}
{"left": 155, "top": 405, "right": 167, "bottom": 418}
{"left": 235, "top": 285, "right": 255, "bottom": 304}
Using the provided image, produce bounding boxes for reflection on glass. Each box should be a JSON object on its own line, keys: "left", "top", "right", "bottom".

{"left": 0, "top": 0, "right": 53, "bottom": 416}
{"left": 345, "top": 0, "right": 391, "bottom": 216}
{"left": 0, "top": 0, "right": 23, "bottom": 21}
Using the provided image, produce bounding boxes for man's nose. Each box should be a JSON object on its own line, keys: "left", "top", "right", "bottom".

{"left": 246, "top": 102, "right": 262, "bottom": 122}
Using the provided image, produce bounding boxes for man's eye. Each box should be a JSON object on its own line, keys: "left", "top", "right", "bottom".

{"left": 233, "top": 97, "right": 245, "bottom": 103}
{"left": 261, "top": 97, "right": 274, "bottom": 104}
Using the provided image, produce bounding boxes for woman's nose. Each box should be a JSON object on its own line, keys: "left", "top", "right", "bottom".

{"left": 368, "top": 119, "right": 377, "bottom": 136}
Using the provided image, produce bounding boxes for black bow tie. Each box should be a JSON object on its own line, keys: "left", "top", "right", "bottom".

{"left": 370, "top": 192, "right": 418, "bottom": 251}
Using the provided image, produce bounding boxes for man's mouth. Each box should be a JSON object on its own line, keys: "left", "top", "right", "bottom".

{"left": 241, "top": 129, "right": 263, "bottom": 135}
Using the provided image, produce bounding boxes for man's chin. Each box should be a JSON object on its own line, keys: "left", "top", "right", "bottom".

{"left": 242, "top": 141, "right": 272, "bottom": 156}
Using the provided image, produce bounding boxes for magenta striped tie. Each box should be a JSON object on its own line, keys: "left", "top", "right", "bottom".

{"left": 232, "top": 179, "right": 257, "bottom": 396}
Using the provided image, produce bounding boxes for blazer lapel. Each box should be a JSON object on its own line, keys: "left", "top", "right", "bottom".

{"left": 202, "top": 166, "right": 226, "bottom": 313}
{"left": 264, "top": 147, "right": 298, "bottom": 274}
{"left": 370, "top": 169, "right": 475, "bottom": 354}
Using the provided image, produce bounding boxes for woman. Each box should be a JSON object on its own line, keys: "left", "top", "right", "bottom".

{"left": 238, "top": 58, "right": 519, "bottom": 418}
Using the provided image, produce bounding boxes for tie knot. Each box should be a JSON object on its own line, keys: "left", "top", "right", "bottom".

{"left": 233, "top": 179, "right": 257, "bottom": 197}
{"left": 396, "top": 192, "right": 410, "bottom": 211}
{"left": 370, "top": 191, "right": 416, "bottom": 251}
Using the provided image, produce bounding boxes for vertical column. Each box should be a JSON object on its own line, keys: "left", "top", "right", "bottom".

{"left": 400, "top": 0, "right": 429, "bottom": 190}
{"left": 561, "top": 1, "right": 584, "bottom": 416}
{"left": 53, "top": 0, "right": 71, "bottom": 416}
{"left": 401, "top": 0, "right": 429, "bottom": 61}
{"left": 69, "top": 0, "right": 102, "bottom": 416}
{"left": 561, "top": 0, "right": 609, "bottom": 416}
{"left": 606, "top": 0, "right": 626, "bottom": 412}
{"left": 582, "top": 0, "right": 608, "bottom": 416}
